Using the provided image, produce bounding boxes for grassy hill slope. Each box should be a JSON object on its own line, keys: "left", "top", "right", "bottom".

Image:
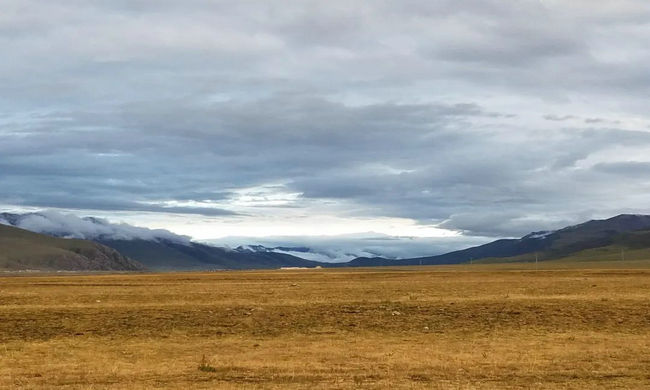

{"left": 0, "top": 225, "right": 143, "bottom": 271}
{"left": 474, "top": 229, "right": 650, "bottom": 265}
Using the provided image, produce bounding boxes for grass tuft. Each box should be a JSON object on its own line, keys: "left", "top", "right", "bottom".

{"left": 198, "top": 354, "right": 217, "bottom": 373}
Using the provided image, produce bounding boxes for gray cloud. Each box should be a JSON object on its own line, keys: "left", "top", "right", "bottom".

{"left": 2, "top": 1, "right": 650, "bottom": 239}
{"left": 544, "top": 115, "right": 575, "bottom": 121}
{"left": 593, "top": 161, "right": 650, "bottom": 176}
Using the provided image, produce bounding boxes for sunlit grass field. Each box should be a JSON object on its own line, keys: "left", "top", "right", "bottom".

{"left": 1, "top": 262, "right": 649, "bottom": 389}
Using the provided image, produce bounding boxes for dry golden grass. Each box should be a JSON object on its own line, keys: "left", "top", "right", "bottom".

{"left": 1, "top": 262, "right": 649, "bottom": 389}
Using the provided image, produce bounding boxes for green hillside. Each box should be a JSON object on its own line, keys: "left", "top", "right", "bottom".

{"left": 0, "top": 225, "right": 143, "bottom": 271}
{"left": 553, "top": 246, "right": 650, "bottom": 262}
{"left": 473, "top": 229, "right": 650, "bottom": 265}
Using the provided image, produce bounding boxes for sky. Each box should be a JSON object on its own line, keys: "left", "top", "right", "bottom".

{"left": 2, "top": 1, "right": 650, "bottom": 256}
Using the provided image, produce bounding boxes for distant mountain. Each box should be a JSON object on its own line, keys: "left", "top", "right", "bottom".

{"left": 339, "top": 214, "right": 650, "bottom": 266}
{"left": 0, "top": 224, "right": 143, "bottom": 271}
{"left": 232, "top": 244, "right": 358, "bottom": 263}
{"left": 236, "top": 245, "right": 313, "bottom": 254}
{"left": 204, "top": 214, "right": 650, "bottom": 267}
{"left": 97, "top": 239, "right": 325, "bottom": 270}
{"left": 4, "top": 211, "right": 650, "bottom": 270}
{"left": 1, "top": 212, "right": 325, "bottom": 270}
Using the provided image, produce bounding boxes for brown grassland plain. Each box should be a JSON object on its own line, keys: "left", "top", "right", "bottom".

{"left": 1, "top": 261, "right": 650, "bottom": 389}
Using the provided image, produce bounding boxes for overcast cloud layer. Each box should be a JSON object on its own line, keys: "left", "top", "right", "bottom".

{"left": 2, "top": 1, "right": 650, "bottom": 251}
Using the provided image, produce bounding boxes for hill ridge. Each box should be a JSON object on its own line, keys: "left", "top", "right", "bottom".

{"left": 0, "top": 224, "right": 144, "bottom": 271}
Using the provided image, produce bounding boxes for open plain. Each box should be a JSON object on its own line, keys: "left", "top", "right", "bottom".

{"left": 1, "top": 261, "right": 650, "bottom": 389}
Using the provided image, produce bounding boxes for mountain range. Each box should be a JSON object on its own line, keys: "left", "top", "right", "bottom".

{"left": 2, "top": 211, "right": 650, "bottom": 271}
{"left": 0, "top": 212, "right": 322, "bottom": 271}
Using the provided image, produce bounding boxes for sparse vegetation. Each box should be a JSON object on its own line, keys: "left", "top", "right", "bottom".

{"left": 198, "top": 354, "right": 217, "bottom": 373}
{"left": 1, "top": 262, "right": 649, "bottom": 388}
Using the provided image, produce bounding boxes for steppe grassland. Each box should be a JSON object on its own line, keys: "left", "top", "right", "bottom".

{"left": 1, "top": 262, "right": 649, "bottom": 389}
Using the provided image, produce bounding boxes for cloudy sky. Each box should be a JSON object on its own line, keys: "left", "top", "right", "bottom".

{"left": 2, "top": 1, "right": 650, "bottom": 256}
